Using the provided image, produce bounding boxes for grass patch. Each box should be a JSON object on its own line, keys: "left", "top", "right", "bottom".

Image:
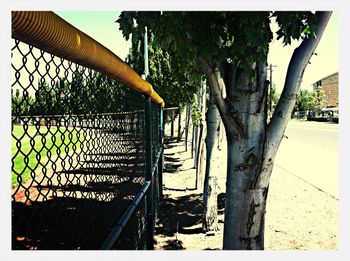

{"left": 12, "top": 125, "right": 84, "bottom": 186}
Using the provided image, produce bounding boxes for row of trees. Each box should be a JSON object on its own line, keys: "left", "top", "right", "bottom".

{"left": 294, "top": 86, "right": 326, "bottom": 112}
{"left": 268, "top": 85, "right": 326, "bottom": 114}
{"left": 118, "top": 11, "right": 331, "bottom": 250}
{"left": 12, "top": 70, "right": 140, "bottom": 118}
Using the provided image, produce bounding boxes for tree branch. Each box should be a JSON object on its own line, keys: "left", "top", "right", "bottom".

{"left": 266, "top": 11, "right": 332, "bottom": 158}
{"left": 198, "top": 56, "right": 244, "bottom": 138}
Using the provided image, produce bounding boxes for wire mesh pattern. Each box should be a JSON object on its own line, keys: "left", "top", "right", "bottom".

{"left": 11, "top": 39, "right": 162, "bottom": 250}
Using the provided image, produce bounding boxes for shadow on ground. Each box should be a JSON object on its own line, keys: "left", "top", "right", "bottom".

{"left": 12, "top": 130, "right": 148, "bottom": 250}
{"left": 163, "top": 137, "right": 183, "bottom": 173}
{"left": 156, "top": 193, "right": 204, "bottom": 237}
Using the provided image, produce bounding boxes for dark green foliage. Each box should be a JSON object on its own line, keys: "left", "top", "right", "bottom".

{"left": 12, "top": 89, "right": 34, "bottom": 116}
{"left": 122, "top": 21, "right": 200, "bottom": 107}
{"left": 119, "top": 12, "right": 273, "bottom": 69}
{"left": 12, "top": 70, "right": 138, "bottom": 117}
{"left": 191, "top": 95, "right": 201, "bottom": 127}
{"left": 32, "top": 79, "right": 59, "bottom": 115}
{"left": 118, "top": 11, "right": 317, "bottom": 80}
{"left": 273, "top": 12, "right": 317, "bottom": 45}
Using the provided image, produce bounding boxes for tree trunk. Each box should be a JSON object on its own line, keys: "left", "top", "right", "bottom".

{"left": 202, "top": 93, "right": 220, "bottom": 233}
{"left": 177, "top": 105, "right": 181, "bottom": 141}
{"left": 223, "top": 140, "right": 268, "bottom": 249}
{"left": 196, "top": 81, "right": 207, "bottom": 190}
{"left": 199, "top": 57, "right": 269, "bottom": 249}
{"left": 185, "top": 103, "right": 191, "bottom": 151}
{"left": 171, "top": 110, "right": 174, "bottom": 138}
{"left": 195, "top": 122, "right": 204, "bottom": 189}
{"left": 222, "top": 61, "right": 268, "bottom": 249}
{"left": 198, "top": 11, "right": 331, "bottom": 250}
{"left": 197, "top": 128, "right": 206, "bottom": 191}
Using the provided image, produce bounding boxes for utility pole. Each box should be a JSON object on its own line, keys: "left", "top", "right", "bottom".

{"left": 268, "top": 64, "right": 277, "bottom": 116}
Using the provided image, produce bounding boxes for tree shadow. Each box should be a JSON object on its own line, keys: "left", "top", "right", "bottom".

{"left": 217, "top": 192, "right": 226, "bottom": 215}
{"left": 164, "top": 156, "right": 181, "bottom": 162}
{"left": 164, "top": 144, "right": 177, "bottom": 149}
{"left": 164, "top": 163, "right": 183, "bottom": 173}
{"left": 164, "top": 137, "right": 179, "bottom": 144}
{"left": 155, "top": 193, "right": 204, "bottom": 237}
{"left": 163, "top": 239, "right": 184, "bottom": 250}
{"left": 163, "top": 187, "right": 197, "bottom": 192}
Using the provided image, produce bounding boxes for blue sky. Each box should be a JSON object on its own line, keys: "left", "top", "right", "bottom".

{"left": 56, "top": 11, "right": 338, "bottom": 92}
{"left": 56, "top": 11, "right": 131, "bottom": 60}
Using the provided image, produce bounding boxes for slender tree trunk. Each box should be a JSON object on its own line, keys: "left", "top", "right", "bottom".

{"left": 197, "top": 125, "right": 206, "bottom": 191}
{"left": 202, "top": 93, "right": 220, "bottom": 233}
{"left": 185, "top": 103, "right": 191, "bottom": 151}
{"left": 177, "top": 105, "right": 181, "bottom": 141}
{"left": 196, "top": 81, "right": 207, "bottom": 190}
{"left": 171, "top": 110, "right": 174, "bottom": 138}
{"left": 191, "top": 123, "right": 195, "bottom": 159}
{"left": 195, "top": 122, "right": 204, "bottom": 189}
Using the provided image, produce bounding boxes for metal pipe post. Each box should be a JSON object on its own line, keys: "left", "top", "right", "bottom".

{"left": 144, "top": 95, "right": 154, "bottom": 250}
{"left": 158, "top": 105, "right": 164, "bottom": 199}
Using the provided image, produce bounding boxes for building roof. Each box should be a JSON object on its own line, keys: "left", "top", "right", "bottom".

{"left": 312, "top": 72, "right": 338, "bottom": 85}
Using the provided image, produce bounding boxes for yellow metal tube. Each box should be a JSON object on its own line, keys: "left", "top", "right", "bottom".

{"left": 12, "top": 11, "right": 164, "bottom": 107}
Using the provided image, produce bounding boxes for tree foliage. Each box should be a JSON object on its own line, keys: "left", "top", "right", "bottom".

{"left": 294, "top": 87, "right": 326, "bottom": 112}
{"left": 12, "top": 70, "right": 138, "bottom": 117}
{"left": 118, "top": 12, "right": 317, "bottom": 75}
{"left": 121, "top": 21, "right": 201, "bottom": 107}
{"left": 12, "top": 88, "right": 34, "bottom": 116}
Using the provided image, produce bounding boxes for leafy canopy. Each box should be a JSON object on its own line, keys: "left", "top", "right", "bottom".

{"left": 118, "top": 11, "right": 317, "bottom": 71}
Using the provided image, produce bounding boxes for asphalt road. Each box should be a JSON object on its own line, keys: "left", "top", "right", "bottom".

{"left": 274, "top": 120, "right": 339, "bottom": 199}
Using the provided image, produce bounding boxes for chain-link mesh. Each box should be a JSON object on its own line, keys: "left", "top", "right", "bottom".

{"left": 110, "top": 195, "right": 148, "bottom": 250}
{"left": 11, "top": 39, "right": 162, "bottom": 250}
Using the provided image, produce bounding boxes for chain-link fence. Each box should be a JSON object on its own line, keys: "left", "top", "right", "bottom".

{"left": 11, "top": 35, "right": 163, "bottom": 249}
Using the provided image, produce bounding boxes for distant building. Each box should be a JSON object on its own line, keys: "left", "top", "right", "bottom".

{"left": 312, "top": 72, "right": 339, "bottom": 108}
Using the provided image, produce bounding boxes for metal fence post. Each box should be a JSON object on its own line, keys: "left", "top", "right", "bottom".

{"left": 171, "top": 110, "right": 174, "bottom": 138}
{"left": 144, "top": 95, "right": 154, "bottom": 250}
{"left": 158, "top": 105, "right": 164, "bottom": 199}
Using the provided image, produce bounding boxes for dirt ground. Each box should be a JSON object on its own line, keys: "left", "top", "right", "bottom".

{"left": 154, "top": 130, "right": 339, "bottom": 250}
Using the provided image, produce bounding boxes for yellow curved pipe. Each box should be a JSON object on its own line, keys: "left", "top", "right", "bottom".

{"left": 12, "top": 11, "right": 164, "bottom": 107}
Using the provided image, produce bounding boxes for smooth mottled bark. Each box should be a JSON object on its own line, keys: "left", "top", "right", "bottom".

{"left": 202, "top": 93, "right": 220, "bottom": 233}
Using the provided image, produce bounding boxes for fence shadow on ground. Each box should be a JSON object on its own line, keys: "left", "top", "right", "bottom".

{"left": 12, "top": 148, "right": 147, "bottom": 250}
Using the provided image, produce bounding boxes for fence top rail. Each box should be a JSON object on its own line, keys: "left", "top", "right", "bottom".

{"left": 12, "top": 11, "right": 164, "bottom": 107}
